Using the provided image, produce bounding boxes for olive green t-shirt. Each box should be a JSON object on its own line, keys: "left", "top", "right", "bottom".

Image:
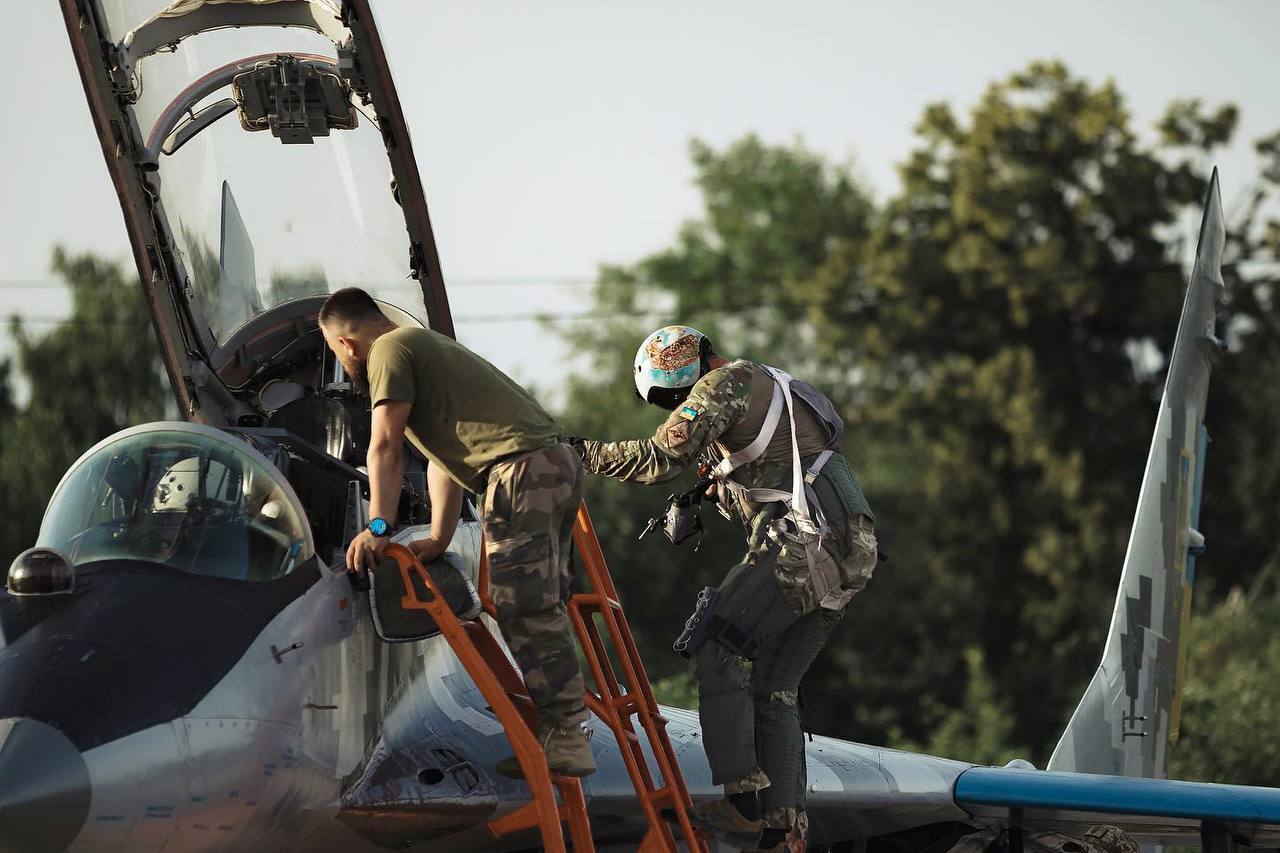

{"left": 366, "top": 326, "right": 560, "bottom": 492}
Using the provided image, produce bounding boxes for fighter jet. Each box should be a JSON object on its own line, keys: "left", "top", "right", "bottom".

{"left": 4, "top": 1, "right": 1280, "bottom": 851}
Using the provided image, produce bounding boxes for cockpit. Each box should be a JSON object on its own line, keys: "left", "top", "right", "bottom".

{"left": 46, "top": 1, "right": 452, "bottom": 567}
{"left": 38, "top": 423, "right": 314, "bottom": 581}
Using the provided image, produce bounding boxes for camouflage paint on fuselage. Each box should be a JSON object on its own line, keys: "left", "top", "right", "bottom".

{"left": 1047, "top": 171, "right": 1226, "bottom": 778}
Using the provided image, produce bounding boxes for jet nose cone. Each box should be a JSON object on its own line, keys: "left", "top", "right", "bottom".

{"left": 0, "top": 718, "right": 89, "bottom": 853}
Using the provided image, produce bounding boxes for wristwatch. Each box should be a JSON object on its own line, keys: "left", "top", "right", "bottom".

{"left": 368, "top": 517, "right": 391, "bottom": 537}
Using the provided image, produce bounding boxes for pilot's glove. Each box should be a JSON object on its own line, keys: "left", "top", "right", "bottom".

{"left": 563, "top": 435, "right": 588, "bottom": 461}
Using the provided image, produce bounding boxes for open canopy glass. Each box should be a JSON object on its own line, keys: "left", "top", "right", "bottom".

{"left": 97, "top": 0, "right": 426, "bottom": 342}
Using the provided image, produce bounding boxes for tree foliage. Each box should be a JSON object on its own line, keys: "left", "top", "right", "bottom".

{"left": 560, "top": 61, "right": 1280, "bottom": 765}
{"left": 1170, "top": 584, "right": 1280, "bottom": 786}
{"left": 0, "top": 249, "right": 168, "bottom": 560}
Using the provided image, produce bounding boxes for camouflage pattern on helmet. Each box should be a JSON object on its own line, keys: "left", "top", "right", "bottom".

{"left": 482, "top": 442, "right": 588, "bottom": 728}
{"left": 634, "top": 325, "right": 710, "bottom": 401}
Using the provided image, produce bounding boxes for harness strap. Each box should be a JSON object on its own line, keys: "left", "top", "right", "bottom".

{"left": 764, "top": 365, "right": 810, "bottom": 520}
{"left": 730, "top": 453, "right": 834, "bottom": 505}
{"left": 714, "top": 367, "right": 837, "bottom": 527}
{"left": 804, "top": 449, "right": 834, "bottom": 485}
{"left": 714, "top": 382, "right": 785, "bottom": 478}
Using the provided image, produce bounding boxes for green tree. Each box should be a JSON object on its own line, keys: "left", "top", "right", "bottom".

{"left": 1195, "top": 128, "right": 1280, "bottom": 600}
{"left": 898, "top": 647, "right": 1029, "bottom": 767}
{"left": 1169, "top": 584, "right": 1280, "bottom": 786}
{"left": 815, "top": 62, "right": 1236, "bottom": 757}
{"left": 557, "top": 134, "right": 878, "bottom": 704}
{"left": 561, "top": 62, "right": 1279, "bottom": 766}
{"left": 0, "top": 248, "right": 167, "bottom": 560}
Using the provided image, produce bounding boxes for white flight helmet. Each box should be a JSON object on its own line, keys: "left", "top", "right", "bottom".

{"left": 152, "top": 457, "right": 202, "bottom": 513}
{"left": 633, "top": 325, "right": 713, "bottom": 410}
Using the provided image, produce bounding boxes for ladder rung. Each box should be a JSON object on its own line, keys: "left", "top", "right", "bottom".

{"left": 488, "top": 801, "right": 541, "bottom": 836}
{"left": 571, "top": 593, "right": 624, "bottom": 611}
{"left": 385, "top": 544, "right": 578, "bottom": 853}
{"left": 427, "top": 501, "right": 706, "bottom": 853}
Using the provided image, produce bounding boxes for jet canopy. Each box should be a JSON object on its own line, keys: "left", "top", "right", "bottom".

{"left": 95, "top": 0, "right": 429, "bottom": 345}
{"left": 66, "top": 0, "right": 453, "bottom": 420}
{"left": 38, "top": 423, "right": 314, "bottom": 581}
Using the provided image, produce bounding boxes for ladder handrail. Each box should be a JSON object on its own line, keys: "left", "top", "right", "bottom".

{"left": 385, "top": 496, "right": 706, "bottom": 852}
{"left": 571, "top": 505, "right": 705, "bottom": 852}
{"left": 382, "top": 543, "right": 582, "bottom": 852}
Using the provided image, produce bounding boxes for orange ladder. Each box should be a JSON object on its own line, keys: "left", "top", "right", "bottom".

{"left": 570, "top": 505, "right": 704, "bottom": 852}
{"left": 383, "top": 542, "right": 591, "bottom": 851}
{"left": 382, "top": 507, "right": 704, "bottom": 852}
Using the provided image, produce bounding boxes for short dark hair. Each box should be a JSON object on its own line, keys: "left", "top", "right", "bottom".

{"left": 318, "top": 287, "right": 385, "bottom": 329}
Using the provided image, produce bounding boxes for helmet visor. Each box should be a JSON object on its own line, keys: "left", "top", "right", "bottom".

{"left": 644, "top": 384, "right": 694, "bottom": 411}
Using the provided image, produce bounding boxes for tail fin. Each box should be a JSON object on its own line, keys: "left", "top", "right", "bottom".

{"left": 1046, "top": 171, "right": 1226, "bottom": 778}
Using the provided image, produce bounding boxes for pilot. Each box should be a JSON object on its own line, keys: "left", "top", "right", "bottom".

{"left": 569, "top": 326, "right": 877, "bottom": 851}
{"left": 317, "top": 287, "right": 594, "bottom": 778}
{"left": 152, "top": 457, "right": 204, "bottom": 514}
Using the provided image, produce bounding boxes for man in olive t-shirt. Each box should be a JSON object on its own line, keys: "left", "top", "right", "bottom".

{"left": 318, "top": 287, "right": 594, "bottom": 777}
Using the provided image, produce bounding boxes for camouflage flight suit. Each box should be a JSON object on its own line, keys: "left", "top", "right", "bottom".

{"left": 581, "top": 360, "right": 878, "bottom": 833}
{"left": 482, "top": 443, "right": 588, "bottom": 729}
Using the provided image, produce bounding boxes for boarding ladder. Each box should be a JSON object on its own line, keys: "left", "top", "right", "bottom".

{"left": 382, "top": 504, "right": 705, "bottom": 852}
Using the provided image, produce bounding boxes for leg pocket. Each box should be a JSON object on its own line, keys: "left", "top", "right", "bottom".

{"left": 486, "top": 532, "right": 555, "bottom": 618}
{"left": 838, "top": 526, "right": 878, "bottom": 595}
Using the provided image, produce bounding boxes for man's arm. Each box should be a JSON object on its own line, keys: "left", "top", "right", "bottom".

{"left": 367, "top": 400, "right": 410, "bottom": 523}
{"left": 581, "top": 438, "right": 686, "bottom": 484}
{"left": 409, "top": 463, "right": 464, "bottom": 563}
{"left": 347, "top": 399, "right": 411, "bottom": 571}
{"left": 581, "top": 369, "right": 749, "bottom": 484}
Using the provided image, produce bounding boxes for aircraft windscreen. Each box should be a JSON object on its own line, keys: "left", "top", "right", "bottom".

{"left": 38, "top": 425, "right": 315, "bottom": 581}
{"left": 98, "top": 0, "right": 425, "bottom": 342}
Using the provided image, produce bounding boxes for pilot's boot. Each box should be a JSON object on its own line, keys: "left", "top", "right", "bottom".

{"left": 496, "top": 723, "right": 596, "bottom": 779}
{"left": 743, "top": 810, "right": 808, "bottom": 853}
{"left": 1079, "top": 825, "right": 1138, "bottom": 853}
{"left": 688, "top": 798, "right": 764, "bottom": 849}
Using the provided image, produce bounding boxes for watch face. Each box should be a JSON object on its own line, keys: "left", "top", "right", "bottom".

{"left": 369, "top": 518, "right": 388, "bottom": 536}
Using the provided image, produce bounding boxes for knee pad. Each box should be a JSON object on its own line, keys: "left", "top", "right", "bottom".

{"left": 757, "top": 689, "right": 798, "bottom": 708}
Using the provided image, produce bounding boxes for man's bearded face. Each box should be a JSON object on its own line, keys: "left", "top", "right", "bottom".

{"left": 322, "top": 326, "right": 369, "bottom": 393}
{"left": 340, "top": 350, "right": 368, "bottom": 392}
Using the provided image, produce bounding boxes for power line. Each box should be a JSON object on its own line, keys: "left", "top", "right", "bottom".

{"left": 7, "top": 259, "right": 1269, "bottom": 294}
{"left": 5, "top": 308, "right": 677, "bottom": 328}
{"left": 8, "top": 257, "right": 1278, "bottom": 329}
{"left": 0, "top": 280, "right": 593, "bottom": 294}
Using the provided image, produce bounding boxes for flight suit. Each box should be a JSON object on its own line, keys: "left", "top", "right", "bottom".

{"left": 581, "top": 360, "right": 878, "bottom": 831}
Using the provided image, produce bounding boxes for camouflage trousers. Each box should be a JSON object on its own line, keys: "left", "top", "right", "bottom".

{"left": 482, "top": 442, "right": 588, "bottom": 728}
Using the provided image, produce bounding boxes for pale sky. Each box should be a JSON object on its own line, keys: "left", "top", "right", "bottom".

{"left": 2, "top": 1, "right": 1276, "bottom": 394}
